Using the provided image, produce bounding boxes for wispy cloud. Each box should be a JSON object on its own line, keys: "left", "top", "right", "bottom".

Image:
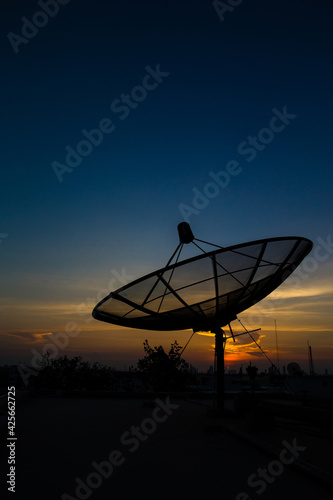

{"left": 0, "top": 331, "right": 53, "bottom": 343}
{"left": 198, "top": 329, "right": 266, "bottom": 358}
{"left": 269, "top": 282, "right": 333, "bottom": 301}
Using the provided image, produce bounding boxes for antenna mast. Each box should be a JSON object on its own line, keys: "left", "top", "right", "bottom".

{"left": 275, "top": 319, "right": 280, "bottom": 373}
{"left": 308, "top": 340, "right": 314, "bottom": 375}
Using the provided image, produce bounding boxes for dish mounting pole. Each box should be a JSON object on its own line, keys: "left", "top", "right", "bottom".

{"left": 214, "top": 327, "right": 226, "bottom": 410}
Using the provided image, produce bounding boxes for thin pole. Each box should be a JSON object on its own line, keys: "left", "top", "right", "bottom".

{"left": 308, "top": 340, "right": 314, "bottom": 375}
{"left": 275, "top": 319, "right": 280, "bottom": 373}
{"left": 214, "top": 328, "right": 225, "bottom": 410}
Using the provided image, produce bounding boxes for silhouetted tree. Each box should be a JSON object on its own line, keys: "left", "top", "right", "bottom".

{"left": 246, "top": 363, "right": 259, "bottom": 390}
{"left": 136, "top": 339, "right": 188, "bottom": 392}
{"left": 246, "top": 364, "right": 258, "bottom": 381}
{"left": 30, "top": 355, "right": 115, "bottom": 392}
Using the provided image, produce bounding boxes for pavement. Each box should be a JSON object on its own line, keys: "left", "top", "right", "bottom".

{"left": 1, "top": 393, "right": 333, "bottom": 500}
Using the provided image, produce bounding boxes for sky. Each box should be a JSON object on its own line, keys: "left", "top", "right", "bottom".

{"left": 1, "top": 0, "right": 333, "bottom": 375}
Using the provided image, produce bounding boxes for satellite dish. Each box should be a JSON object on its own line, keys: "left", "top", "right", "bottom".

{"left": 93, "top": 224, "right": 312, "bottom": 333}
{"left": 287, "top": 362, "right": 302, "bottom": 376}
{"left": 92, "top": 223, "right": 313, "bottom": 408}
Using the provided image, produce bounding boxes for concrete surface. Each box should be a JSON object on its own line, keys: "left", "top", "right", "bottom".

{"left": 0, "top": 395, "right": 332, "bottom": 500}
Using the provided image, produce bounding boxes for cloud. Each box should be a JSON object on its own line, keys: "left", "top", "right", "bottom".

{"left": 269, "top": 282, "right": 333, "bottom": 301}
{"left": 233, "top": 331, "right": 263, "bottom": 345}
{"left": 245, "top": 350, "right": 268, "bottom": 358}
{"left": 227, "top": 338, "right": 266, "bottom": 354}
{"left": 0, "top": 331, "right": 52, "bottom": 343}
{"left": 201, "top": 329, "right": 267, "bottom": 358}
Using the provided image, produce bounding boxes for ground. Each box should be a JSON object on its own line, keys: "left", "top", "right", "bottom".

{"left": 0, "top": 393, "right": 332, "bottom": 500}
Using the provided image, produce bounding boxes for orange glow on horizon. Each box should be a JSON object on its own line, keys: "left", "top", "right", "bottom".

{"left": 0, "top": 263, "right": 332, "bottom": 372}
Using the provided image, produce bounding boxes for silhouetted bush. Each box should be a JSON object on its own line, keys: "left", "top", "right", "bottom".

{"left": 30, "top": 355, "right": 115, "bottom": 391}
{"left": 135, "top": 339, "right": 189, "bottom": 392}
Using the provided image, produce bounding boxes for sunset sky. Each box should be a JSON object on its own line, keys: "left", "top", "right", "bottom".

{"left": 1, "top": 0, "right": 332, "bottom": 375}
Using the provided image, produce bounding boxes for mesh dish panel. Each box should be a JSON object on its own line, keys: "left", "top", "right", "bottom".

{"left": 92, "top": 236, "right": 313, "bottom": 331}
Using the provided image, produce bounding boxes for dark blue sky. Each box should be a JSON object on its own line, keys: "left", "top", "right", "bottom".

{"left": 1, "top": 0, "right": 333, "bottom": 369}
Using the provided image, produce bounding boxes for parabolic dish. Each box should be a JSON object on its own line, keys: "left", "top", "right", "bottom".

{"left": 92, "top": 236, "right": 313, "bottom": 332}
